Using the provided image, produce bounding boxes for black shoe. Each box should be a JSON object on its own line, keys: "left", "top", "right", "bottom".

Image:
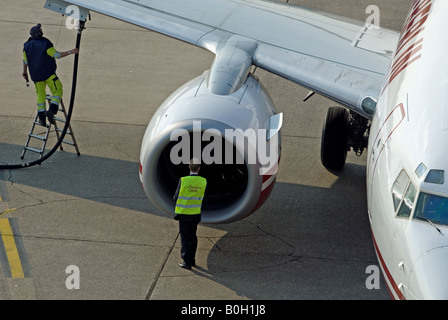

{"left": 45, "top": 110, "right": 55, "bottom": 125}
{"left": 178, "top": 262, "right": 191, "bottom": 270}
{"left": 49, "top": 103, "right": 59, "bottom": 115}
{"left": 37, "top": 112, "right": 47, "bottom": 127}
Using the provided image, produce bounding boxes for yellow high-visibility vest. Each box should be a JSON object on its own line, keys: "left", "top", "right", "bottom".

{"left": 175, "top": 175, "right": 207, "bottom": 215}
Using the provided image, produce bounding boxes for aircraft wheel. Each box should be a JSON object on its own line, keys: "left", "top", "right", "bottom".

{"left": 321, "top": 106, "right": 349, "bottom": 170}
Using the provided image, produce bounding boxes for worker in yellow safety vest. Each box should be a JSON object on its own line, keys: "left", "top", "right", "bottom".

{"left": 173, "top": 158, "right": 207, "bottom": 270}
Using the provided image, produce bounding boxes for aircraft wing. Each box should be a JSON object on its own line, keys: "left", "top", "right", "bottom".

{"left": 45, "top": 0, "right": 400, "bottom": 118}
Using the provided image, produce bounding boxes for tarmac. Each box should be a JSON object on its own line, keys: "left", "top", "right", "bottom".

{"left": 0, "top": 0, "right": 412, "bottom": 300}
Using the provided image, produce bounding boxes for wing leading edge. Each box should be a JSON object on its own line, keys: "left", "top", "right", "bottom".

{"left": 45, "top": 0, "right": 400, "bottom": 118}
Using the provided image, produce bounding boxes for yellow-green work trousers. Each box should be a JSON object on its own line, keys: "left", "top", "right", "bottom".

{"left": 34, "top": 74, "right": 63, "bottom": 112}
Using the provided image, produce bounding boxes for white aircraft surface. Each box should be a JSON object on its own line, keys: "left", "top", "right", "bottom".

{"left": 43, "top": 0, "right": 448, "bottom": 299}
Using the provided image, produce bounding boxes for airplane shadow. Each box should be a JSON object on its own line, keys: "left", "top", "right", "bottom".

{"left": 0, "top": 142, "right": 388, "bottom": 299}
{"left": 198, "top": 163, "right": 390, "bottom": 300}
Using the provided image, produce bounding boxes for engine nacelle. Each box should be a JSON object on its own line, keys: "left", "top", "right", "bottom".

{"left": 139, "top": 71, "right": 282, "bottom": 223}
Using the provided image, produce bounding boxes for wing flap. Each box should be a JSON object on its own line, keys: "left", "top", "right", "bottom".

{"left": 254, "top": 43, "right": 384, "bottom": 117}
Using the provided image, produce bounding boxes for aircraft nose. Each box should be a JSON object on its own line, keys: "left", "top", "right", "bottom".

{"left": 409, "top": 246, "right": 448, "bottom": 299}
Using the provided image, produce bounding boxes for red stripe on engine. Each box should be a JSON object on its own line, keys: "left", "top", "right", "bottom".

{"left": 251, "top": 176, "right": 276, "bottom": 213}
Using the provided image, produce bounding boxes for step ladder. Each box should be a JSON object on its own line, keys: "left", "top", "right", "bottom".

{"left": 21, "top": 96, "right": 80, "bottom": 160}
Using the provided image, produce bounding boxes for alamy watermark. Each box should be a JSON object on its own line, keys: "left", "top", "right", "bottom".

{"left": 62, "top": 3, "right": 381, "bottom": 30}
{"left": 366, "top": 5, "right": 381, "bottom": 29}
{"left": 169, "top": 121, "right": 280, "bottom": 175}
{"left": 64, "top": 264, "right": 381, "bottom": 291}
{"left": 65, "top": 5, "right": 82, "bottom": 30}
{"left": 65, "top": 265, "right": 80, "bottom": 290}
{"left": 365, "top": 265, "right": 381, "bottom": 290}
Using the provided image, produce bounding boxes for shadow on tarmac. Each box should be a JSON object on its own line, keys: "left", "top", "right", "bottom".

{"left": 199, "top": 163, "right": 389, "bottom": 299}
{"left": 0, "top": 142, "right": 388, "bottom": 299}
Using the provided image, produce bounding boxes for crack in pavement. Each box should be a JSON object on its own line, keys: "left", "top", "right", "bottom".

{"left": 145, "top": 232, "right": 179, "bottom": 300}
{"left": 243, "top": 220, "right": 296, "bottom": 256}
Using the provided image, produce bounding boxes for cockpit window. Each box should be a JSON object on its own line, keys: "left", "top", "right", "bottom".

{"left": 392, "top": 170, "right": 410, "bottom": 211}
{"left": 397, "top": 183, "right": 417, "bottom": 218}
{"left": 414, "top": 192, "right": 448, "bottom": 226}
{"left": 424, "top": 169, "right": 445, "bottom": 185}
{"left": 392, "top": 170, "right": 417, "bottom": 218}
{"left": 415, "top": 162, "right": 427, "bottom": 178}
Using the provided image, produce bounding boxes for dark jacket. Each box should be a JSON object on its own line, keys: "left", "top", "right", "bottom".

{"left": 23, "top": 37, "right": 57, "bottom": 82}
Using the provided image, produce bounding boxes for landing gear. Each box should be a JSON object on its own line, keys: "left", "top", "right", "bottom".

{"left": 321, "top": 106, "right": 349, "bottom": 170}
{"left": 321, "top": 106, "right": 369, "bottom": 171}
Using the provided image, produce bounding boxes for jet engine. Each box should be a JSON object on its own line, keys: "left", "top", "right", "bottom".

{"left": 139, "top": 71, "right": 282, "bottom": 223}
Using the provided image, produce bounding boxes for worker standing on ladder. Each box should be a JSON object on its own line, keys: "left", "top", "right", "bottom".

{"left": 22, "top": 24, "right": 79, "bottom": 127}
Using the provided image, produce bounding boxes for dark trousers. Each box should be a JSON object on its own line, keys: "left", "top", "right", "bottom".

{"left": 176, "top": 214, "right": 201, "bottom": 266}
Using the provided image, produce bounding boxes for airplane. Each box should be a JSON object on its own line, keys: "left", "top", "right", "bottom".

{"left": 42, "top": 0, "right": 448, "bottom": 299}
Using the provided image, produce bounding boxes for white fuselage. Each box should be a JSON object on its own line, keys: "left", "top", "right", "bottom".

{"left": 367, "top": 0, "right": 448, "bottom": 299}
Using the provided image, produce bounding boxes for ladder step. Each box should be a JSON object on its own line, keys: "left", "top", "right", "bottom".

{"left": 29, "top": 133, "right": 47, "bottom": 141}
{"left": 22, "top": 99, "right": 80, "bottom": 160}
{"left": 55, "top": 128, "right": 72, "bottom": 134}
{"left": 33, "top": 121, "right": 49, "bottom": 127}
{"left": 24, "top": 146, "right": 43, "bottom": 154}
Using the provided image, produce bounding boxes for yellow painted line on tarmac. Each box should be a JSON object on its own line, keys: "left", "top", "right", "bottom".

{"left": 0, "top": 208, "right": 18, "bottom": 217}
{"left": 0, "top": 218, "right": 25, "bottom": 278}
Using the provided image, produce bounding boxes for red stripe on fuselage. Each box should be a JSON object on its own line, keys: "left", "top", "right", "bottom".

{"left": 381, "top": 0, "right": 433, "bottom": 92}
{"left": 371, "top": 230, "right": 405, "bottom": 300}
